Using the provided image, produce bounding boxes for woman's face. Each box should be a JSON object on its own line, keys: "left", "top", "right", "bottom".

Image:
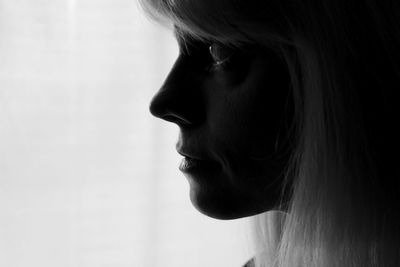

{"left": 150, "top": 29, "right": 293, "bottom": 219}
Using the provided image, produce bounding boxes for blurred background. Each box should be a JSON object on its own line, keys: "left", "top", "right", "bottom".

{"left": 0, "top": 0, "right": 254, "bottom": 266}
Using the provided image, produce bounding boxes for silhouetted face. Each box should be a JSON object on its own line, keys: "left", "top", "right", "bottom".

{"left": 150, "top": 28, "right": 293, "bottom": 219}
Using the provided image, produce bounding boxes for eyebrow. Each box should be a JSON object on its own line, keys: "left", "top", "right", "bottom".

{"left": 173, "top": 26, "right": 192, "bottom": 54}
{"left": 174, "top": 26, "right": 192, "bottom": 41}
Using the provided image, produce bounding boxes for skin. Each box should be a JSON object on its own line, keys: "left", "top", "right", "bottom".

{"left": 149, "top": 29, "right": 293, "bottom": 220}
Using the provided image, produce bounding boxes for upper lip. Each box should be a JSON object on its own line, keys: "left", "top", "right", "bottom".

{"left": 177, "top": 149, "right": 206, "bottom": 161}
{"left": 176, "top": 142, "right": 213, "bottom": 161}
{"left": 176, "top": 146, "right": 222, "bottom": 169}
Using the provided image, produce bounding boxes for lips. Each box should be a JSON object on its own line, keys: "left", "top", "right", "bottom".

{"left": 177, "top": 149, "right": 221, "bottom": 174}
{"left": 178, "top": 156, "right": 221, "bottom": 174}
{"left": 179, "top": 157, "right": 204, "bottom": 172}
{"left": 177, "top": 149, "right": 206, "bottom": 161}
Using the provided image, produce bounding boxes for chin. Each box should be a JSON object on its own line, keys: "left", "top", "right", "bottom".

{"left": 188, "top": 185, "right": 277, "bottom": 220}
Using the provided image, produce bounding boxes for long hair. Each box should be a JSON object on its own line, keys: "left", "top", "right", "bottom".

{"left": 139, "top": 0, "right": 400, "bottom": 266}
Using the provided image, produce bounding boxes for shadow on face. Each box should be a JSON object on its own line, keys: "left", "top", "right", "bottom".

{"left": 150, "top": 29, "right": 294, "bottom": 219}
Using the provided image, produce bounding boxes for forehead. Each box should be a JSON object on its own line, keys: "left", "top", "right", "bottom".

{"left": 172, "top": 24, "right": 251, "bottom": 52}
{"left": 173, "top": 25, "right": 207, "bottom": 44}
{"left": 172, "top": 25, "right": 215, "bottom": 54}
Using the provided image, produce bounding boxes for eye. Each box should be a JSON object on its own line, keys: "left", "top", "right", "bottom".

{"left": 208, "top": 43, "right": 235, "bottom": 67}
{"left": 178, "top": 39, "right": 242, "bottom": 73}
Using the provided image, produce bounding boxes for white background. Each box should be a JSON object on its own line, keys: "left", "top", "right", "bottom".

{"left": 0, "top": 0, "right": 254, "bottom": 266}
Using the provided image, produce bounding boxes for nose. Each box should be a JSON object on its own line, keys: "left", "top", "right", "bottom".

{"left": 149, "top": 56, "right": 204, "bottom": 127}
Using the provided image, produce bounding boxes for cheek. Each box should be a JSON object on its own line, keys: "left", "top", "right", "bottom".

{"left": 247, "top": 88, "right": 287, "bottom": 154}
{"left": 211, "top": 85, "right": 286, "bottom": 158}
{"left": 210, "top": 70, "right": 290, "bottom": 154}
{"left": 206, "top": 83, "right": 291, "bottom": 193}
{"left": 244, "top": 65, "right": 292, "bottom": 156}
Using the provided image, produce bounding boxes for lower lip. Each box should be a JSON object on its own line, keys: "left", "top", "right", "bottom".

{"left": 179, "top": 157, "right": 220, "bottom": 175}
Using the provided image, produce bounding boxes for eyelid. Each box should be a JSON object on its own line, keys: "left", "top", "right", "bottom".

{"left": 208, "top": 43, "right": 235, "bottom": 66}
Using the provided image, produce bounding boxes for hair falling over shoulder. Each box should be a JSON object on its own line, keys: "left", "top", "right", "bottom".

{"left": 139, "top": 0, "right": 400, "bottom": 266}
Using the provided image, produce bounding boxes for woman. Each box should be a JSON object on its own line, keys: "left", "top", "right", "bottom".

{"left": 141, "top": 0, "right": 400, "bottom": 266}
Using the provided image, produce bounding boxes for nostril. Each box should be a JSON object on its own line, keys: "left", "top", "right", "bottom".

{"left": 161, "top": 113, "right": 193, "bottom": 127}
{"left": 149, "top": 91, "right": 196, "bottom": 127}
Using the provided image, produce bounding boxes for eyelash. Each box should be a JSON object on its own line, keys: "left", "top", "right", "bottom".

{"left": 206, "top": 44, "right": 234, "bottom": 71}
{"left": 180, "top": 41, "right": 235, "bottom": 72}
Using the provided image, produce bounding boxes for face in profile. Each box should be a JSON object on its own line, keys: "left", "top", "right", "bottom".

{"left": 150, "top": 28, "right": 293, "bottom": 219}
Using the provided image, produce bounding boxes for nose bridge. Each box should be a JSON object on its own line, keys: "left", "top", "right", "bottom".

{"left": 149, "top": 56, "right": 204, "bottom": 127}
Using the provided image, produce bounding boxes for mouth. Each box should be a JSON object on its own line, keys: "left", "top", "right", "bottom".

{"left": 177, "top": 150, "right": 221, "bottom": 175}
{"left": 178, "top": 156, "right": 221, "bottom": 174}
